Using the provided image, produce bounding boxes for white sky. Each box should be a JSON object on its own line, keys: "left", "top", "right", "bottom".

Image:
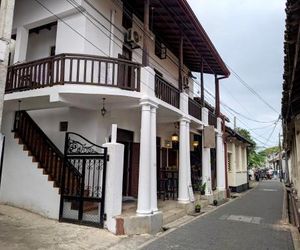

{"left": 187, "top": 0, "right": 286, "bottom": 149}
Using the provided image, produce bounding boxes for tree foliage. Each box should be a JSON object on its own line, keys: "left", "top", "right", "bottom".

{"left": 235, "top": 127, "right": 265, "bottom": 168}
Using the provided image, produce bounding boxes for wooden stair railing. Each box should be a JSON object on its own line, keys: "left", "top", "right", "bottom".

{"left": 13, "top": 111, "right": 81, "bottom": 195}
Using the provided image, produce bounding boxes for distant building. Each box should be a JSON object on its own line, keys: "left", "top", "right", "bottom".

{"left": 225, "top": 127, "right": 253, "bottom": 192}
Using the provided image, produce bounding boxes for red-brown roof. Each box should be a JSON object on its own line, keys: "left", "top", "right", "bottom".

{"left": 124, "top": 0, "right": 230, "bottom": 76}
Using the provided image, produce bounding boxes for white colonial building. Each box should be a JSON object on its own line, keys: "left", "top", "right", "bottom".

{"left": 0, "top": 0, "right": 230, "bottom": 234}
{"left": 225, "top": 127, "right": 251, "bottom": 193}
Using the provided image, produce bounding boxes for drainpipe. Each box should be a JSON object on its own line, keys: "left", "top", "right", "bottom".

{"left": 215, "top": 75, "right": 227, "bottom": 117}
{"left": 142, "top": 0, "right": 150, "bottom": 67}
{"left": 222, "top": 116, "right": 230, "bottom": 198}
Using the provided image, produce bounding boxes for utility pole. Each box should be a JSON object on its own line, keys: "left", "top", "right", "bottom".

{"left": 278, "top": 133, "right": 283, "bottom": 182}
{"left": 0, "top": 0, "right": 15, "bottom": 130}
{"left": 233, "top": 116, "right": 237, "bottom": 131}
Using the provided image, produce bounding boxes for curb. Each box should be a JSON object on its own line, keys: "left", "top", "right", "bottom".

{"left": 137, "top": 183, "right": 259, "bottom": 249}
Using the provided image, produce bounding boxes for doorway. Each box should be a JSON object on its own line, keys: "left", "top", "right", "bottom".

{"left": 118, "top": 45, "right": 134, "bottom": 89}
{"left": 117, "top": 128, "right": 134, "bottom": 197}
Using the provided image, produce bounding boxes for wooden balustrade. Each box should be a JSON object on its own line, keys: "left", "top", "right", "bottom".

{"left": 155, "top": 75, "right": 180, "bottom": 108}
{"left": 208, "top": 111, "right": 217, "bottom": 128}
{"left": 188, "top": 98, "right": 202, "bottom": 120}
{"left": 13, "top": 111, "right": 81, "bottom": 194}
{"left": 6, "top": 54, "right": 141, "bottom": 93}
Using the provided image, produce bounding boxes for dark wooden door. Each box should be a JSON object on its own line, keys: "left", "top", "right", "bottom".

{"left": 118, "top": 46, "right": 133, "bottom": 89}
{"left": 130, "top": 143, "right": 140, "bottom": 197}
{"left": 117, "top": 128, "right": 134, "bottom": 196}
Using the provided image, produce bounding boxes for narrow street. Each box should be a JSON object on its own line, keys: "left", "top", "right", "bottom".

{"left": 142, "top": 181, "right": 294, "bottom": 250}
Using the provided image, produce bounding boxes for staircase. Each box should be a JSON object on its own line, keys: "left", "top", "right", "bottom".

{"left": 12, "top": 111, "right": 81, "bottom": 195}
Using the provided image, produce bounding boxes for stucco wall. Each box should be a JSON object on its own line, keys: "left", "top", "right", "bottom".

{"left": 13, "top": 0, "right": 193, "bottom": 92}
{"left": 227, "top": 141, "right": 248, "bottom": 188}
{"left": 0, "top": 111, "right": 61, "bottom": 219}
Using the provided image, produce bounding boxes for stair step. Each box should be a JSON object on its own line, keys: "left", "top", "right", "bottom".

{"left": 163, "top": 208, "right": 186, "bottom": 225}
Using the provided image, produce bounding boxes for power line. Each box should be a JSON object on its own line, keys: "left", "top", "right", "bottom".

{"left": 226, "top": 64, "right": 279, "bottom": 114}
{"left": 65, "top": 0, "right": 279, "bottom": 127}
{"left": 32, "top": 0, "right": 280, "bottom": 148}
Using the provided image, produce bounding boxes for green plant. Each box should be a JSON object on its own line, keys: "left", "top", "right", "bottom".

{"left": 195, "top": 203, "right": 201, "bottom": 213}
{"left": 195, "top": 204, "right": 201, "bottom": 209}
{"left": 200, "top": 182, "right": 206, "bottom": 194}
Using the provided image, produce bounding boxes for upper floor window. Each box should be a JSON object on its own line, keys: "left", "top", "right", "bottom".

{"left": 155, "top": 40, "right": 167, "bottom": 59}
{"left": 228, "top": 152, "right": 232, "bottom": 171}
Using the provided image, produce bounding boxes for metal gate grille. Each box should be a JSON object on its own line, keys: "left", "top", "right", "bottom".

{"left": 59, "top": 132, "right": 107, "bottom": 227}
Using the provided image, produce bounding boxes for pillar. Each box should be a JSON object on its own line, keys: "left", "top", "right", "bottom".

{"left": 216, "top": 118, "right": 226, "bottom": 191}
{"left": 238, "top": 144, "right": 242, "bottom": 171}
{"left": 150, "top": 106, "right": 158, "bottom": 212}
{"left": 137, "top": 99, "right": 157, "bottom": 215}
{"left": 231, "top": 142, "right": 236, "bottom": 186}
{"left": 178, "top": 117, "right": 191, "bottom": 203}
{"left": 14, "top": 26, "right": 28, "bottom": 63}
{"left": 142, "top": 0, "right": 149, "bottom": 66}
{"left": 137, "top": 101, "right": 151, "bottom": 214}
{"left": 202, "top": 107, "right": 212, "bottom": 195}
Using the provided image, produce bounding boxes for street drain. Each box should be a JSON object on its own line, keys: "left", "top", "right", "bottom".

{"left": 162, "top": 226, "right": 169, "bottom": 231}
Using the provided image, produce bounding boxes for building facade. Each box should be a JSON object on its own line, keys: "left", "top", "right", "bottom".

{"left": 0, "top": 0, "right": 230, "bottom": 234}
{"left": 281, "top": 0, "right": 300, "bottom": 230}
{"left": 225, "top": 127, "right": 251, "bottom": 193}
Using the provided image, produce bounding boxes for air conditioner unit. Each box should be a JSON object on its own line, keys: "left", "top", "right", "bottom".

{"left": 126, "top": 26, "right": 143, "bottom": 49}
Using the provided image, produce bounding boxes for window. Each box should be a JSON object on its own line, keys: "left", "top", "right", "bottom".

{"left": 155, "top": 40, "right": 167, "bottom": 59}
{"left": 228, "top": 152, "right": 232, "bottom": 171}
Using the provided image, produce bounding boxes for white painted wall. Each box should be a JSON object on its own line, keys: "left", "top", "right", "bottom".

{"left": 0, "top": 111, "right": 60, "bottom": 219}
{"left": 12, "top": 0, "right": 193, "bottom": 92}
{"left": 13, "top": 0, "right": 81, "bottom": 29}
{"left": 227, "top": 141, "right": 248, "bottom": 188}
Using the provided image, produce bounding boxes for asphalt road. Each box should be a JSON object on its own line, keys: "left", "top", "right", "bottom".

{"left": 142, "top": 180, "right": 294, "bottom": 250}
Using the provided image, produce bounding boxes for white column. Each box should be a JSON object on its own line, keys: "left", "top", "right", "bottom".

{"left": 137, "top": 101, "right": 152, "bottom": 215}
{"left": 244, "top": 147, "right": 247, "bottom": 171}
{"left": 238, "top": 144, "right": 242, "bottom": 171}
{"left": 186, "top": 121, "right": 192, "bottom": 187}
{"left": 14, "top": 26, "right": 28, "bottom": 63}
{"left": 202, "top": 107, "right": 212, "bottom": 195}
{"left": 178, "top": 117, "right": 191, "bottom": 203}
{"left": 216, "top": 118, "right": 226, "bottom": 191}
{"left": 150, "top": 106, "right": 158, "bottom": 212}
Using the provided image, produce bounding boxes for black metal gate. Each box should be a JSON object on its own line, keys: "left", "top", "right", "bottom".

{"left": 59, "top": 132, "right": 107, "bottom": 227}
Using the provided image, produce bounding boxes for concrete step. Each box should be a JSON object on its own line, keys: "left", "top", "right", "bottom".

{"left": 162, "top": 207, "right": 186, "bottom": 225}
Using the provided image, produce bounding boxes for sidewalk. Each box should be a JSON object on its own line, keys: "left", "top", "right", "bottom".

{"left": 0, "top": 204, "right": 123, "bottom": 250}
{"left": 0, "top": 183, "right": 260, "bottom": 250}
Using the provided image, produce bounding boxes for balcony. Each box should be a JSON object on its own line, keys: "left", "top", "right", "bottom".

{"left": 5, "top": 54, "right": 141, "bottom": 93}
{"left": 188, "top": 98, "right": 202, "bottom": 121}
{"left": 208, "top": 111, "right": 217, "bottom": 128}
{"left": 154, "top": 75, "right": 180, "bottom": 109}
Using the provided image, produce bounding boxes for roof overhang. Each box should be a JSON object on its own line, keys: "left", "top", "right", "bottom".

{"left": 124, "top": 0, "right": 230, "bottom": 76}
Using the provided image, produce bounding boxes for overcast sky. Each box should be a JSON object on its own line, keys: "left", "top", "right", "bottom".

{"left": 187, "top": 0, "right": 285, "bottom": 149}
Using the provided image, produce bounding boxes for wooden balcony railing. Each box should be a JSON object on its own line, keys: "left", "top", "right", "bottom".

{"left": 188, "top": 98, "right": 202, "bottom": 120}
{"left": 155, "top": 75, "right": 180, "bottom": 109}
{"left": 5, "top": 53, "right": 141, "bottom": 93}
{"left": 208, "top": 111, "right": 217, "bottom": 128}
